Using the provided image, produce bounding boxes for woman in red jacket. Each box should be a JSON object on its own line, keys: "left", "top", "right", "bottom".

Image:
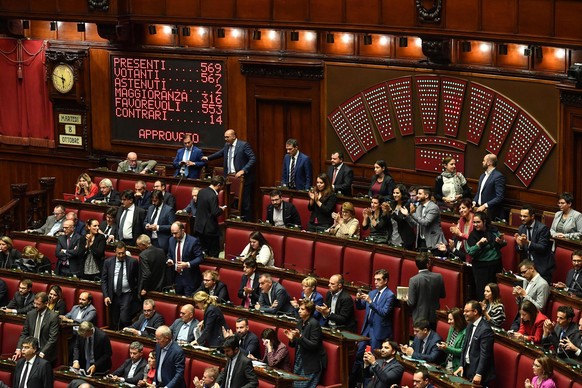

{"left": 514, "top": 300, "right": 548, "bottom": 344}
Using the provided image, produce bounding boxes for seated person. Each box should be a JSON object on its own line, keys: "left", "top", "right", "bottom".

{"left": 72, "top": 321, "right": 112, "bottom": 376}
{"left": 196, "top": 270, "right": 230, "bottom": 303}
{"left": 362, "top": 195, "right": 392, "bottom": 243}
{"left": 0, "top": 278, "right": 8, "bottom": 307}
{"left": 239, "top": 231, "right": 274, "bottom": 266}
{"left": 47, "top": 285, "right": 67, "bottom": 316}
{"left": 328, "top": 201, "right": 360, "bottom": 239}
{"left": 265, "top": 189, "right": 302, "bottom": 227}
{"left": 193, "top": 366, "right": 220, "bottom": 388}
{"left": 513, "top": 300, "right": 548, "bottom": 344}
{"left": 561, "top": 316, "right": 582, "bottom": 359}
{"left": 134, "top": 180, "right": 152, "bottom": 210}
{"left": 223, "top": 318, "right": 260, "bottom": 359}
{"left": 238, "top": 258, "right": 261, "bottom": 308}
{"left": 178, "top": 187, "right": 199, "bottom": 217}
{"left": 1, "top": 279, "right": 34, "bottom": 315}
{"left": 117, "top": 152, "right": 157, "bottom": 174}
{"left": 123, "top": 299, "right": 165, "bottom": 338}
{"left": 61, "top": 292, "right": 97, "bottom": 324}
{"left": 24, "top": 205, "right": 66, "bottom": 236}
{"left": 99, "top": 207, "right": 118, "bottom": 243}
{"left": 542, "top": 305, "right": 579, "bottom": 358}
{"left": 363, "top": 339, "right": 404, "bottom": 387}
{"left": 85, "top": 178, "right": 122, "bottom": 206}
{"left": 169, "top": 304, "right": 199, "bottom": 345}
{"left": 255, "top": 274, "right": 294, "bottom": 314}
{"left": 290, "top": 276, "right": 324, "bottom": 324}
{"left": 400, "top": 319, "right": 446, "bottom": 364}
{"left": 17, "top": 245, "right": 51, "bottom": 273}
{"left": 552, "top": 249, "right": 582, "bottom": 298}
{"left": 74, "top": 173, "right": 98, "bottom": 201}
{"left": 0, "top": 236, "right": 21, "bottom": 269}
{"left": 109, "top": 341, "right": 147, "bottom": 384}
{"left": 254, "top": 328, "right": 291, "bottom": 371}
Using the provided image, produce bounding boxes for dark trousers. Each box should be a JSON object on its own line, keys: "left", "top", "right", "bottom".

{"left": 472, "top": 259, "right": 502, "bottom": 300}
{"left": 109, "top": 292, "right": 136, "bottom": 330}
{"left": 175, "top": 274, "right": 197, "bottom": 297}
{"left": 199, "top": 234, "right": 220, "bottom": 258}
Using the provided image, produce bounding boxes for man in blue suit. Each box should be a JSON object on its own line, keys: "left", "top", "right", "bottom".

{"left": 167, "top": 221, "right": 204, "bottom": 296}
{"left": 400, "top": 319, "right": 446, "bottom": 364}
{"left": 473, "top": 153, "right": 506, "bottom": 222}
{"left": 173, "top": 134, "right": 205, "bottom": 179}
{"left": 203, "top": 129, "right": 256, "bottom": 220}
{"left": 154, "top": 325, "right": 186, "bottom": 388}
{"left": 144, "top": 190, "right": 176, "bottom": 252}
{"left": 281, "top": 138, "right": 312, "bottom": 190}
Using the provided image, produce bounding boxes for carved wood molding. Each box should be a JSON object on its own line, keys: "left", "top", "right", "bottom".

{"left": 240, "top": 61, "right": 324, "bottom": 80}
{"left": 560, "top": 89, "right": 582, "bottom": 107}
{"left": 421, "top": 38, "right": 451, "bottom": 64}
{"left": 416, "top": 0, "right": 443, "bottom": 23}
{"left": 88, "top": 0, "right": 110, "bottom": 12}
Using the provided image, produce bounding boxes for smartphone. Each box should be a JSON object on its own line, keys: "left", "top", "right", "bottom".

{"left": 365, "top": 345, "right": 372, "bottom": 353}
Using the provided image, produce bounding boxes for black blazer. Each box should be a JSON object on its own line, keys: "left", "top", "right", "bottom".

{"left": 73, "top": 327, "right": 113, "bottom": 374}
{"left": 17, "top": 309, "right": 59, "bottom": 362}
{"left": 517, "top": 220, "right": 555, "bottom": 281}
{"left": 196, "top": 280, "right": 230, "bottom": 303}
{"left": 0, "top": 278, "right": 8, "bottom": 307}
{"left": 163, "top": 191, "right": 177, "bottom": 210}
{"left": 55, "top": 232, "right": 86, "bottom": 276}
{"left": 565, "top": 269, "right": 582, "bottom": 297}
{"left": 48, "top": 298, "right": 67, "bottom": 316}
{"left": 239, "top": 331, "right": 261, "bottom": 359}
{"left": 99, "top": 220, "right": 118, "bottom": 241}
{"left": 116, "top": 205, "right": 146, "bottom": 245}
{"left": 391, "top": 203, "right": 416, "bottom": 250}
{"left": 208, "top": 139, "right": 256, "bottom": 182}
{"left": 134, "top": 190, "right": 152, "bottom": 210}
{"left": 266, "top": 201, "right": 302, "bottom": 227}
{"left": 13, "top": 356, "right": 53, "bottom": 388}
{"left": 194, "top": 186, "right": 223, "bottom": 236}
{"left": 85, "top": 189, "right": 122, "bottom": 206}
{"left": 86, "top": 233, "right": 107, "bottom": 274}
{"left": 327, "top": 164, "right": 353, "bottom": 196}
{"left": 112, "top": 357, "right": 147, "bottom": 384}
{"left": 289, "top": 317, "right": 327, "bottom": 374}
{"left": 138, "top": 245, "right": 168, "bottom": 293}
{"left": 215, "top": 352, "right": 258, "bottom": 388}
{"left": 130, "top": 311, "right": 165, "bottom": 338}
{"left": 238, "top": 273, "right": 261, "bottom": 307}
{"left": 323, "top": 290, "right": 356, "bottom": 332}
{"left": 307, "top": 193, "right": 337, "bottom": 229}
{"left": 6, "top": 292, "right": 35, "bottom": 314}
{"left": 101, "top": 256, "right": 139, "bottom": 299}
{"left": 461, "top": 319, "right": 496, "bottom": 383}
{"left": 197, "top": 305, "right": 227, "bottom": 347}
{"left": 368, "top": 174, "right": 395, "bottom": 202}
{"left": 364, "top": 357, "right": 404, "bottom": 388}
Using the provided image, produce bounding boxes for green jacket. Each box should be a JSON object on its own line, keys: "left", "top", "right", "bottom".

{"left": 443, "top": 327, "right": 466, "bottom": 370}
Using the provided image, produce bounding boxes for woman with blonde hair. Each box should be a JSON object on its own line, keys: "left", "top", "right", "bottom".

{"left": 19, "top": 245, "right": 51, "bottom": 273}
{"left": 328, "top": 202, "right": 360, "bottom": 239}
{"left": 74, "top": 173, "right": 98, "bottom": 201}
{"left": 0, "top": 236, "right": 20, "bottom": 269}
{"left": 191, "top": 291, "right": 227, "bottom": 347}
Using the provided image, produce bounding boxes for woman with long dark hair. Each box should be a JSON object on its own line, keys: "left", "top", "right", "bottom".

{"left": 239, "top": 230, "right": 274, "bottom": 266}
{"left": 368, "top": 160, "right": 395, "bottom": 202}
{"left": 437, "top": 307, "right": 466, "bottom": 371}
{"left": 446, "top": 198, "right": 475, "bottom": 261}
{"left": 257, "top": 328, "right": 291, "bottom": 371}
{"left": 514, "top": 300, "right": 548, "bottom": 344}
{"left": 481, "top": 282, "right": 505, "bottom": 328}
{"left": 362, "top": 195, "right": 392, "bottom": 243}
{"left": 83, "top": 218, "right": 107, "bottom": 280}
{"left": 307, "top": 173, "right": 337, "bottom": 232}
{"left": 390, "top": 184, "right": 415, "bottom": 249}
{"left": 47, "top": 285, "right": 67, "bottom": 315}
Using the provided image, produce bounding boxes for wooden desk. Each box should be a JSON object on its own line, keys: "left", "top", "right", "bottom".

{"left": 400, "top": 357, "right": 474, "bottom": 387}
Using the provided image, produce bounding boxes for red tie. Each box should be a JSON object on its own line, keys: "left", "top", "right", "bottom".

{"left": 332, "top": 167, "right": 338, "bottom": 184}
{"left": 244, "top": 277, "right": 252, "bottom": 308}
{"left": 176, "top": 239, "right": 182, "bottom": 273}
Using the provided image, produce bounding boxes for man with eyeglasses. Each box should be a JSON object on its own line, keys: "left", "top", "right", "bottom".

{"left": 85, "top": 178, "right": 121, "bottom": 206}
{"left": 196, "top": 269, "right": 230, "bottom": 303}
{"left": 25, "top": 205, "right": 66, "bottom": 236}
{"left": 55, "top": 219, "right": 85, "bottom": 277}
{"left": 169, "top": 304, "right": 199, "bottom": 345}
{"left": 173, "top": 134, "right": 205, "bottom": 179}
{"left": 123, "top": 299, "right": 165, "bottom": 339}
{"left": 553, "top": 249, "right": 582, "bottom": 297}
{"left": 510, "top": 259, "right": 550, "bottom": 331}
{"left": 117, "top": 151, "right": 157, "bottom": 174}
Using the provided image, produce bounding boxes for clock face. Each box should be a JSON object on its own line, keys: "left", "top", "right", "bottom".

{"left": 52, "top": 64, "right": 75, "bottom": 94}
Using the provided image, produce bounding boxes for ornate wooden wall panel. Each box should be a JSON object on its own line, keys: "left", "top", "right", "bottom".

{"left": 345, "top": 0, "right": 381, "bottom": 25}
{"left": 554, "top": 0, "right": 582, "bottom": 40}
{"left": 518, "top": 0, "right": 553, "bottom": 37}
{"left": 481, "top": 0, "right": 517, "bottom": 34}
{"left": 381, "top": 0, "right": 415, "bottom": 28}
{"left": 309, "top": 0, "right": 343, "bottom": 23}
{"left": 167, "top": 0, "right": 200, "bottom": 18}
{"left": 200, "top": 0, "right": 235, "bottom": 19}
{"left": 236, "top": 0, "right": 272, "bottom": 20}
{"left": 444, "top": 0, "right": 480, "bottom": 31}
{"left": 272, "top": 0, "right": 309, "bottom": 22}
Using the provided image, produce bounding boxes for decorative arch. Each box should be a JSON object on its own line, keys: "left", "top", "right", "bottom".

{"left": 327, "top": 75, "right": 555, "bottom": 187}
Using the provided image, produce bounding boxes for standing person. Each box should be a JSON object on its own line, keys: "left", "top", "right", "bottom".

{"left": 327, "top": 151, "right": 353, "bottom": 196}
{"left": 284, "top": 300, "right": 327, "bottom": 388}
{"left": 203, "top": 129, "right": 256, "bottom": 220}
{"left": 74, "top": 173, "right": 99, "bottom": 201}
{"left": 179, "top": 187, "right": 200, "bottom": 234}
{"left": 466, "top": 212, "right": 506, "bottom": 300}
{"left": 72, "top": 321, "right": 112, "bottom": 376}
{"left": 154, "top": 325, "right": 185, "bottom": 388}
{"left": 363, "top": 340, "right": 404, "bottom": 388}
{"left": 281, "top": 138, "right": 312, "bottom": 190}
{"left": 116, "top": 189, "right": 146, "bottom": 247}
{"left": 290, "top": 276, "right": 325, "bottom": 324}
{"left": 215, "top": 336, "right": 259, "bottom": 388}
{"left": 368, "top": 160, "right": 395, "bottom": 202}
{"left": 257, "top": 328, "right": 291, "bottom": 371}
{"left": 25, "top": 205, "right": 66, "bottom": 236}
{"left": 316, "top": 274, "right": 356, "bottom": 332}
{"left": 400, "top": 186, "right": 446, "bottom": 253}
{"left": 173, "top": 134, "right": 205, "bottom": 179}
{"left": 454, "top": 300, "right": 495, "bottom": 386}
{"left": 524, "top": 355, "right": 557, "bottom": 388}
{"left": 406, "top": 252, "right": 446, "bottom": 328}
{"left": 436, "top": 308, "right": 467, "bottom": 372}
{"left": 167, "top": 221, "right": 204, "bottom": 296}
{"left": 390, "top": 184, "right": 415, "bottom": 250}
{"left": 434, "top": 157, "right": 471, "bottom": 207}
{"left": 83, "top": 218, "right": 106, "bottom": 280}
{"left": 191, "top": 291, "right": 227, "bottom": 348}
{"left": 55, "top": 219, "right": 85, "bottom": 277}
{"left": 12, "top": 337, "right": 53, "bottom": 388}
{"left": 362, "top": 195, "right": 392, "bottom": 243}
{"left": 153, "top": 180, "right": 177, "bottom": 210}
{"left": 193, "top": 175, "right": 226, "bottom": 258}
{"left": 307, "top": 173, "right": 337, "bottom": 232}
{"left": 444, "top": 198, "right": 475, "bottom": 261}
{"left": 117, "top": 152, "right": 157, "bottom": 174}
{"left": 144, "top": 190, "right": 176, "bottom": 252}
{"left": 266, "top": 189, "right": 302, "bottom": 227}
{"left": 136, "top": 234, "right": 168, "bottom": 296}
{"left": 473, "top": 153, "right": 505, "bottom": 221}
{"left": 550, "top": 192, "right": 582, "bottom": 240}
{"left": 481, "top": 283, "right": 506, "bottom": 329}
{"left": 515, "top": 205, "right": 555, "bottom": 284}
{"left": 102, "top": 242, "right": 139, "bottom": 330}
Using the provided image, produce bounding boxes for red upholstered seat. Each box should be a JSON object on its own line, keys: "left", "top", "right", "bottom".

{"left": 500, "top": 234, "right": 518, "bottom": 273}
{"left": 372, "top": 253, "right": 402, "bottom": 292}
{"left": 78, "top": 208, "right": 106, "bottom": 223}
{"left": 279, "top": 279, "right": 303, "bottom": 300}
{"left": 110, "top": 340, "right": 130, "bottom": 372}
{"left": 0, "top": 371, "right": 11, "bottom": 386}
{"left": 58, "top": 285, "right": 76, "bottom": 313}
{"left": 432, "top": 265, "right": 461, "bottom": 310}
{"left": 218, "top": 268, "right": 243, "bottom": 304}
{"left": 401, "top": 371, "right": 414, "bottom": 387}
{"left": 183, "top": 356, "right": 192, "bottom": 386}
{"left": 224, "top": 227, "right": 251, "bottom": 260}
{"left": 493, "top": 342, "right": 520, "bottom": 388}
{"left": 154, "top": 300, "right": 179, "bottom": 326}
{"left": 554, "top": 246, "right": 574, "bottom": 286}
{"left": 283, "top": 237, "right": 314, "bottom": 274}
{"left": 36, "top": 241, "right": 58, "bottom": 270}
{"left": 223, "top": 314, "right": 237, "bottom": 332}
{"left": 259, "top": 381, "right": 276, "bottom": 388}
{"left": 391, "top": 305, "right": 405, "bottom": 344}
{"left": 171, "top": 184, "right": 196, "bottom": 210}
{"left": 289, "top": 197, "right": 310, "bottom": 230}
{"left": 1, "top": 322, "right": 22, "bottom": 355}
{"left": 200, "top": 264, "right": 217, "bottom": 273}
{"left": 354, "top": 299, "right": 366, "bottom": 335}
{"left": 552, "top": 370, "right": 573, "bottom": 388}
{"left": 190, "top": 359, "right": 218, "bottom": 383}
{"left": 79, "top": 288, "right": 106, "bottom": 327}
{"left": 343, "top": 247, "right": 372, "bottom": 286}
{"left": 54, "top": 381, "right": 69, "bottom": 388}
{"left": 31, "top": 282, "right": 48, "bottom": 295}
{"left": 11, "top": 238, "right": 33, "bottom": 252}
{"left": 261, "top": 193, "right": 271, "bottom": 221}
{"left": 399, "top": 258, "right": 418, "bottom": 287}
{"left": 313, "top": 242, "right": 343, "bottom": 280}
{"left": 498, "top": 282, "right": 518, "bottom": 331}
{"left": 261, "top": 232, "right": 285, "bottom": 267}
{"left": 3, "top": 277, "right": 20, "bottom": 300}
{"left": 117, "top": 179, "right": 136, "bottom": 193}
{"left": 436, "top": 318, "right": 449, "bottom": 341}
{"left": 515, "top": 354, "right": 536, "bottom": 388}
{"left": 320, "top": 341, "right": 341, "bottom": 386}
{"left": 441, "top": 221, "right": 455, "bottom": 243}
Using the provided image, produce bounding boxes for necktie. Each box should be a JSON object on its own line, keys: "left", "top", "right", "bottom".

{"left": 371, "top": 360, "right": 387, "bottom": 386}
{"left": 228, "top": 145, "right": 235, "bottom": 174}
{"left": 34, "top": 312, "right": 42, "bottom": 344}
{"left": 67, "top": 236, "right": 71, "bottom": 248}
{"left": 119, "top": 208, "right": 128, "bottom": 240}
{"left": 244, "top": 277, "right": 252, "bottom": 308}
{"left": 116, "top": 261, "right": 124, "bottom": 295}
{"left": 368, "top": 292, "right": 380, "bottom": 319}
{"left": 176, "top": 239, "right": 182, "bottom": 273}
{"left": 19, "top": 361, "right": 30, "bottom": 388}
{"left": 289, "top": 157, "right": 296, "bottom": 189}
{"left": 571, "top": 271, "right": 580, "bottom": 289}
{"left": 151, "top": 207, "right": 159, "bottom": 224}
{"left": 141, "top": 319, "right": 149, "bottom": 331}
{"left": 332, "top": 167, "right": 338, "bottom": 184}
{"left": 527, "top": 226, "right": 532, "bottom": 241}
{"left": 421, "top": 339, "right": 427, "bottom": 354}
{"left": 104, "top": 225, "right": 111, "bottom": 235}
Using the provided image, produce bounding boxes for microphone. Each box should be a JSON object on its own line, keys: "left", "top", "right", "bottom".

{"left": 283, "top": 262, "right": 297, "bottom": 273}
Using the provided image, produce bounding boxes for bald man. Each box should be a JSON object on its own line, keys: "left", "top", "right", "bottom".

{"left": 473, "top": 153, "right": 506, "bottom": 221}
{"left": 117, "top": 152, "right": 157, "bottom": 174}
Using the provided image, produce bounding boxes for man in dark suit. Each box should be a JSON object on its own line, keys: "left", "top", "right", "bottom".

{"left": 363, "top": 339, "right": 404, "bottom": 388}
{"left": 117, "top": 152, "right": 157, "bottom": 174}
{"left": 73, "top": 321, "right": 112, "bottom": 376}
{"left": 327, "top": 151, "right": 353, "bottom": 196}
{"left": 13, "top": 292, "right": 59, "bottom": 363}
{"left": 25, "top": 204, "right": 66, "bottom": 236}
{"left": 167, "top": 221, "right": 204, "bottom": 296}
{"left": 515, "top": 205, "right": 555, "bottom": 283}
{"left": 169, "top": 304, "right": 199, "bottom": 345}
{"left": 224, "top": 317, "right": 260, "bottom": 359}
{"left": 65, "top": 211, "right": 87, "bottom": 237}
{"left": 154, "top": 325, "right": 186, "bottom": 388}
{"left": 542, "top": 305, "right": 579, "bottom": 358}
{"left": 62, "top": 291, "right": 97, "bottom": 324}
{"left": 204, "top": 129, "right": 256, "bottom": 220}
{"left": 255, "top": 273, "right": 294, "bottom": 314}
{"left": 455, "top": 300, "right": 495, "bottom": 386}
{"left": 316, "top": 274, "right": 356, "bottom": 332}
{"left": 85, "top": 178, "right": 122, "bottom": 206}
{"left": 196, "top": 269, "right": 230, "bottom": 303}
{"left": 281, "top": 138, "right": 312, "bottom": 190}
{"left": 215, "top": 335, "right": 258, "bottom": 388}
{"left": 102, "top": 242, "right": 139, "bottom": 330}
{"left": 173, "top": 134, "right": 205, "bottom": 179}
{"left": 407, "top": 253, "right": 446, "bottom": 328}
{"left": 109, "top": 341, "right": 147, "bottom": 384}
{"left": 136, "top": 234, "right": 168, "bottom": 296}
{"left": 193, "top": 175, "right": 226, "bottom": 258}
{"left": 153, "top": 180, "right": 177, "bottom": 210}
{"left": 2, "top": 278, "right": 34, "bottom": 314}
{"left": 238, "top": 258, "right": 261, "bottom": 308}
{"left": 553, "top": 249, "right": 582, "bottom": 297}
{"left": 0, "top": 278, "right": 8, "bottom": 307}
{"left": 55, "top": 219, "right": 85, "bottom": 276}
{"left": 124, "top": 299, "right": 165, "bottom": 338}
{"left": 13, "top": 337, "right": 53, "bottom": 388}
{"left": 265, "top": 189, "right": 302, "bottom": 227}
{"left": 473, "top": 153, "right": 505, "bottom": 222}
{"left": 99, "top": 207, "right": 118, "bottom": 243}
{"left": 116, "top": 189, "right": 146, "bottom": 247}
{"left": 134, "top": 180, "right": 153, "bottom": 210}
{"left": 144, "top": 189, "right": 176, "bottom": 252}
{"left": 400, "top": 319, "right": 446, "bottom": 364}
